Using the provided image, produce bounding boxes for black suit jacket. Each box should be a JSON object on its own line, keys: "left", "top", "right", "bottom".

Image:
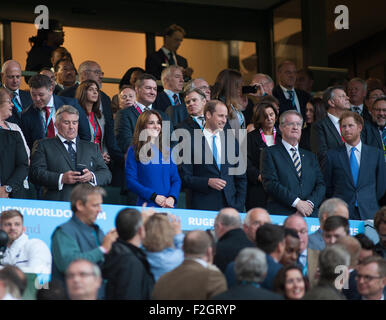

{"left": 165, "top": 103, "right": 189, "bottom": 129}
{"left": 29, "top": 136, "right": 112, "bottom": 201}
{"left": 212, "top": 283, "right": 283, "bottom": 300}
{"left": 324, "top": 143, "right": 386, "bottom": 220}
{"left": 59, "top": 84, "right": 122, "bottom": 161}
{"left": 214, "top": 229, "right": 254, "bottom": 273}
{"left": 272, "top": 85, "right": 311, "bottom": 119}
{"left": 179, "top": 129, "right": 247, "bottom": 212}
{"left": 145, "top": 49, "right": 188, "bottom": 80}
{"left": 246, "top": 128, "right": 281, "bottom": 210}
{"left": 261, "top": 142, "right": 326, "bottom": 216}
{"left": 20, "top": 95, "right": 91, "bottom": 150}
{"left": 364, "top": 120, "right": 383, "bottom": 150}
{"left": 153, "top": 91, "right": 183, "bottom": 113}
{"left": 4, "top": 89, "right": 33, "bottom": 127}
{"left": 0, "top": 130, "right": 29, "bottom": 198}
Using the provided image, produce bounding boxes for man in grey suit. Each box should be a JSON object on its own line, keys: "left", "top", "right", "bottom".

{"left": 30, "top": 105, "right": 111, "bottom": 201}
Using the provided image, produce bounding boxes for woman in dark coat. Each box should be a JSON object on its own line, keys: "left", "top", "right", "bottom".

{"left": 246, "top": 101, "right": 281, "bottom": 210}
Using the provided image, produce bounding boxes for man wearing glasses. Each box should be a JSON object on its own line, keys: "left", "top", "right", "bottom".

{"left": 261, "top": 110, "right": 326, "bottom": 217}
{"left": 356, "top": 256, "right": 386, "bottom": 300}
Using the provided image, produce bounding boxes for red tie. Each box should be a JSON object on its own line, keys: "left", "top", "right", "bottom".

{"left": 44, "top": 106, "right": 55, "bottom": 138}
{"left": 134, "top": 104, "right": 142, "bottom": 114}
{"left": 340, "top": 131, "right": 345, "bottom": 143}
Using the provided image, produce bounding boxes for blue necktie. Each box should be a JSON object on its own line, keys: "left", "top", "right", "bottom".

{"left": 287, "top": 90, "right": 295, "bottom": 108}
{"left": 212, "top": 135, "right": 220, "bottom": 170}
{"left": 64, "top": 140, "right": 77, "bottom": 168}
{"left": 350, "top": 147, "right": 359, "bottom": 186}
{"left": 12, "top": 92, "right": 22, "bottom": 113}
{"left": 382, "top": 127, "right": 386, "bottom": 162}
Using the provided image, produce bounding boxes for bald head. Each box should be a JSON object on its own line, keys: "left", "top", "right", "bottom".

{"left": 183, "top": 230, "right": 213, "bottom": 261}
{"left": 214, "top": 208, "right": 241, "bottom": 240}
{"left": 284, "top": 214, "right": 308, "bottom": 252}
{"left": 1, "top": 60, "right": 22, "bottom": 91}
{"left": 78, "top": 60, "right": 103, "bottom": 88}
{"left": 243, "top": 208, "right": 271, "bottom": 243}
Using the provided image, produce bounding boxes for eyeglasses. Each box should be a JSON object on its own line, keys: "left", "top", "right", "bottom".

{"left": 66, "top": 271, "right": 95, "bottom": 280}
{"left": 355, "top": 273, "right": 383, "bottom": 282}
{"left": 373, "top": 108, "right": 386, "bottom": 112}
{"left": 86, "top": 69, "right": 104, "bottom": 76}
{"left": 284, "top": 122, "right": 302, "bottom": 128}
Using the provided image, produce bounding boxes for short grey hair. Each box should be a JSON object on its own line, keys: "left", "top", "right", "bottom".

{"left": 70, "top": 184, "right": 106, "bottom": 213}
{"left": 161, "top": 65, "right": 183, "bottom": 86}
{"left": 348, "top": 77, "right": 367, "bottom": 92}
{"left": 318, "top": 245, "right": 350, "bottom": 283}
{"left": 183, "top": 78, "right": 207, "bottom": 92}
{"left": 244, "top": 208, "right": 269, "bottom": 226}
{"left": 253, "top": 73, "right": 274, "bottom": 84}
{"left": 318, "top": 198, "right": 348, "bottom": 222}
{"left": 323, "top": 85, "right": 345, "bottom": 107}
{"left": 279, "top": 110, "right": 303, "bottom": 126}
{"left": 216, "top": 209, "right": 241, "bottom": 228}
{"left": 234, "top": 248, "right": 267, "bottom": 283}
{"left": 55, "top": 105, "right": 79, "bottom": 122}
{"left": 66, "top": 259, "right": 102, "bottom": 278}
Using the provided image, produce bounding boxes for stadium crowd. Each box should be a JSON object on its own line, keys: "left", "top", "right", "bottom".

{"left": 0, "top": 22, "right": 385, "bottom": 300}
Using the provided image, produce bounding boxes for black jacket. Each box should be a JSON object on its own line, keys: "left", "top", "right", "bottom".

{"left": 102, "top": 239, "right": 155, "bottom": 300}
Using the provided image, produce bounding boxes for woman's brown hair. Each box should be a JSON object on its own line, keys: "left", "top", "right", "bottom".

{"left": 75, "top": 79, "right": 102, "bottom": 118}
{"left": 252, "top": 102, "right": 278, "bottom": 130}
{"left": 142, "top": 214, "right": 174, "bottom": 252}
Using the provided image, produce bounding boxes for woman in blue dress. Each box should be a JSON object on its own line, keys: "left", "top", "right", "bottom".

{"left": 125, "top": 109, "right": 181, "bottom": 208}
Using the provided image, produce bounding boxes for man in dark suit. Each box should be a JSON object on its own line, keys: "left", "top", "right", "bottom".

{"left": 58, "top": 60, "right": 121, "bottom": 161}
{"left": 29, "top": 105, "right": 112, "bottom": 201}
{"left": 168, "top": 77, "right": 211, "bottom": 128}
{"left": 153, "top": 65, "right": 184, "bottom": 112}
{"left": 179, "top": 100, "right": 247, "bottom": 212}
{"left": 348, "top": 77, "right": 372, "bottom": 121}
{"left": 0, "top": 130, "right": 28, "bottom": 199}
{"left": 272, "top": 60, "right": 311, "bottom": 118}
{"left": 310, "top": 86, "right": 354, "bottom": 169}
{"left": 1, "top": 60, "right": 33, "bottom": 127}
{"left": 20, "top": 74, "right": 91, "bottom": 150}
{"left": 152, "top": 230, "right": 227, "bottom": 300}
{"left": 323, "top": 111, "right": 386, "bottom": 220}
{"left": 145, "top": 24, "right": 191, "bottom": 81}
{"left": 365, "top": 96, "right": 386, "bottom": 152}
{"left": 213, "top": 208, "right": 254, "bottom": 273}
{"left": 261, "top": 110, "right": 326, "bottom": 216}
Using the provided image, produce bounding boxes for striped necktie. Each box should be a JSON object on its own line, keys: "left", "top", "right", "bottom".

{"left": 173, "top": 93, "right": 180, "bottom": 105}
{"left": 291, "top": 147, "right": 301, "bottom": 178}
{"left": 12, "top": 91, "right": 23, "bottom": 113}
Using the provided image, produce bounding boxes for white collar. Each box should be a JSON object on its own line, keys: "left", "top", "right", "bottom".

{"left": 186, "top": 258, "right": 209, "bottom": 268}
{"left": 203, "top": 128, "right": 221, "bottom": 139}
{"left": 280, "top": 84, "right": 295, "bottom": 93}
{"left": 281, "top": 139, "right": 299, "bottom": 153}
{"left": 57, "top": 133, "right": 76, "bottom": 144}
{"left": 345, "top": 141, "right": 362, "bottom": 153}
{"left": 136, "top": 101, "right": 152, "bottom": 112}
{"left": 327, "top": 112, "right": 340, "bottom": 125}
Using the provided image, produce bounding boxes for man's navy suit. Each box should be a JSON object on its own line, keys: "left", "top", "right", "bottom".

{"left": 5, "top": 89, "right": 33, "bottom": 127}
{"left": 179, "top": 129, "right": 247, "bottom": 212}
{"left": 364, "top": 120, "right": 384, "bottom": 150}
{"left": 272, "top": 85, "right": 311, "bottom": 119}
{"left": 145, "top": 49, "right": 188, "bottom": 80}
{"left": 260, "top": 142, "right": 326, "bottom": 216}
{"left": 59, "top": 84, "right": 122, "bottom": 161}
{"left": 20, "top": 95, "right": 91, "bottom": 150}
{"left": 323, "top": 143, "right": 386, "bottom": 220}
{"left": 311, "top": 116, "right": 367, "bottom": 169}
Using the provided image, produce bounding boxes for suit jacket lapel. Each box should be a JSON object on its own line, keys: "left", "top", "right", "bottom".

{"left": 202, "top": 133, "right": 220, "bottom": 173}
{"left": 357, "top": 144, "right": 368, "bottom": 186}
{"left": 278, "top": 143, "right": 300, "bottom": 179}
{"left": 76, "top": 138, "right": 84, "bottom": 167}
{"left": 54, "top": 136, "right": 75, "bottom": 170}
{"left": 325, "top": 117, "right": 343, "bottom": 145}
{"left": 338, "top": 146, "right": 355, "bottom": 186}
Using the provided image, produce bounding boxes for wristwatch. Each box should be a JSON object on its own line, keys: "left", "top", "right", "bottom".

{"left": 4, "top": 185, "right": 12, "bottom": 193}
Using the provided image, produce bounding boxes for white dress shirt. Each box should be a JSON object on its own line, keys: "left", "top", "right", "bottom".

{"left": 203, "top": 128, "right": 222, "bottom": 166}
{"left": 345, "top": 141, "right": 362, "bottom": 166}
{"left": 136, "top": 101, "right": 152, "bottom": 112}
{"left": 39, "top": 95, "right": 57, "bottom": 136}
{"left": 327, "top": 112, "right": 342, "bottom": 136}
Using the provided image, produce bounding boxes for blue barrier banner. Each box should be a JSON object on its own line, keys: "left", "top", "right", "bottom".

{"left": 0, "top": 198, "right": 365, "bottom": 250}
